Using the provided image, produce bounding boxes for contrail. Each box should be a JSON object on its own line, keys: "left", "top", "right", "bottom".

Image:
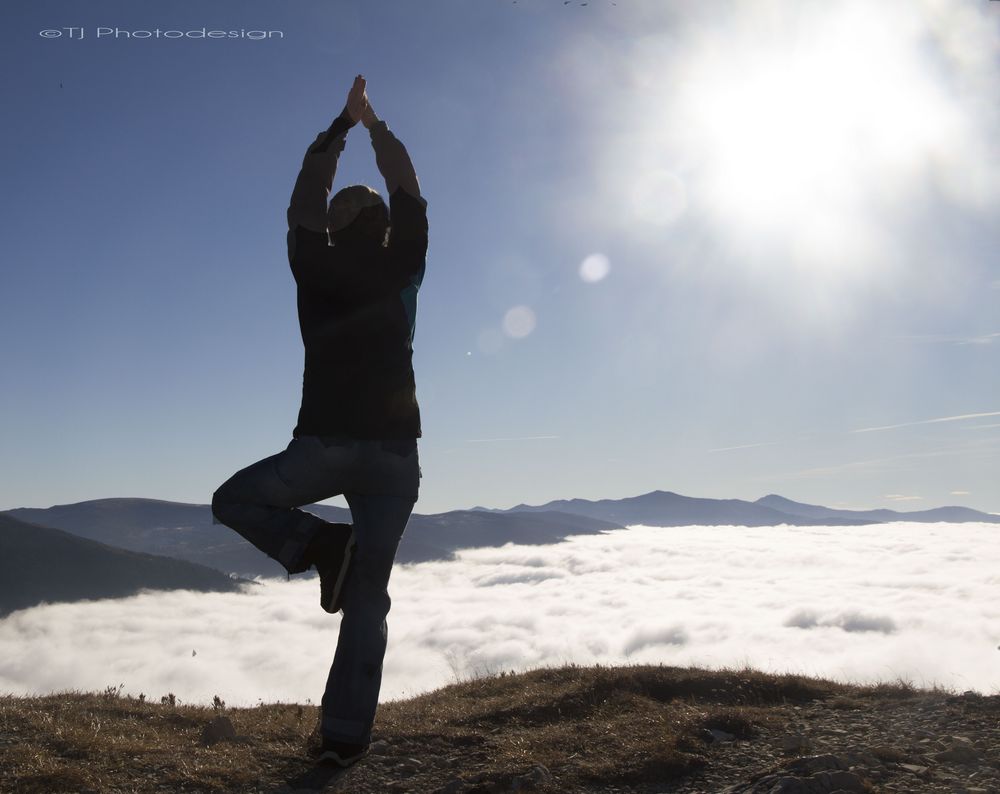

{"left": 709, "top": 441, "right": 778, "bottom": 453}
{"left": 464, "top": 435, "right": 560, "bottom": 443}
{"left": 852, "top": 411, "right": 1000, "bottom": 434}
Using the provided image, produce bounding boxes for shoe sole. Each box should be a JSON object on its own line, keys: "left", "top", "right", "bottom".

{"left": 317, "top": 746, "right": 368, "bottom": 767}
{"left": 322, "top": 529, "right": 357, "bottom": 614}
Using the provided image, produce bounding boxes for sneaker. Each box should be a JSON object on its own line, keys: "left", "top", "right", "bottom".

{"left": 304, "top": 523, "right": 356, "bottom": 614}
{"left": 317, "top": 737, "right": 370, "bottom": 767}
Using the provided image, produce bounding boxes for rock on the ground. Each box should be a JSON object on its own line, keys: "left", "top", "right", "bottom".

{"left": 200, "top": 716, "right": 236, "bottom": 747}
{"left": 934, "top": 743, "right": 982, "bottom": 763}
{"left": 721, "top": 761, "right": 869, "bottom": 793}
{"left": 777, "top": 734, "right": 811, "bottom": 754}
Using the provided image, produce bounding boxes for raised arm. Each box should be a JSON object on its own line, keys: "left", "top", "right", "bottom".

{"left": 286, "top": 75, "right": 367, "bottom": 232}
{"left": 361, "top": 100, "right": 425, "bottom": 205}
{"left": 359, "top": 97, "right": 428, "bottom": 289}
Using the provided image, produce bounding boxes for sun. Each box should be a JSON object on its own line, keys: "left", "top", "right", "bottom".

{"left": 632, "top": 1, "right": 965, "bottom": 276}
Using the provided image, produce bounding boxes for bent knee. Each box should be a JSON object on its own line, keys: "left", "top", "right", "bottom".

{"left": 211, "top": 485, "right": 237, "bottom": 524}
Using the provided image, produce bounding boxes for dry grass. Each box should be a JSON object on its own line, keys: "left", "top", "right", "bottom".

{"left": 0, "top": 691, "right": 311, "bottom": 793}
{"left": 0, "top": 662, "right": 950, "bottom": 793}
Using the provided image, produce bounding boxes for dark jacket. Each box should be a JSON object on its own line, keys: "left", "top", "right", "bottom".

{"left": 286, "top": 113, "right": 427, "bottom": 439}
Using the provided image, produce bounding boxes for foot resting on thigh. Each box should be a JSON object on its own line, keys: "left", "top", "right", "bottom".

{"left": 302, "top": 523, "right": 356, "bottom": 614}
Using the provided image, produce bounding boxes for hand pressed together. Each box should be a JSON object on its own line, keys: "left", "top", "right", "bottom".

{"left": 361, "top": 95, "right": 380, "bottom": 129}
{"left": 344, "top": 74, "right": 367, "bottom": 124}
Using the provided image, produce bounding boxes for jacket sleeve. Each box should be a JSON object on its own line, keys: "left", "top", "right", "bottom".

{"left": 286, "top": 110, "right": 356, "bottom": 233}
{"left": 387, "top": 187, "right": 428, "bottom": 288}
{"left": 368, "top": 120, "right": 427, "bottom": 285}
{"left": 369, "top": 120, "right": 425, "bottom": 207}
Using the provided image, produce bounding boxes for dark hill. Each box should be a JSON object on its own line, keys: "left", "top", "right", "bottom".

{"left": 5, "top": 498, "right": 323, "bottom": 578}
{"left": 0, "top": 513, "right": 247, "bottom": 616}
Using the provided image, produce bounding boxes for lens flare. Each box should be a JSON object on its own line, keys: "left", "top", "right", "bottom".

{"left": 502, "top": 306, "right": 536, "bottom": 339}
{"left": 579, "top": 253, "right": 611, "bottom": 283}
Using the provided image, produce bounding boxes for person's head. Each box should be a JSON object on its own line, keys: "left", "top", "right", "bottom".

{"left": 327, "top": 185, "right": 389, "bottom": 248}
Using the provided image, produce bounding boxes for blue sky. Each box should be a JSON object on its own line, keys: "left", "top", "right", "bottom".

{"left": 1, "top": 0, "right": 998, "bottom": 514}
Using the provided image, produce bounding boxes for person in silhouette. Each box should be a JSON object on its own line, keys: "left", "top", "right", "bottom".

{"left": 211, "top": 75, "right": 427, "bottom": 767}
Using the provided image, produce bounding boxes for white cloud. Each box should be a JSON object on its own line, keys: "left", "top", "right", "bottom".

{"left": 2, "top": 522, "right": 999, "bottom": 706}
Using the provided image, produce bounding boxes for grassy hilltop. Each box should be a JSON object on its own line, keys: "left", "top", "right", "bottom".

{"left": 1, "top": 663, "right": 998, "bottom": 793}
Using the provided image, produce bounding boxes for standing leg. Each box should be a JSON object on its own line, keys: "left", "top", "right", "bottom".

{"left": 211, "top": 436, "right": 358, "bottom": 575}
{"left": 319, "top": 491, "right": 415, "bottom": 744}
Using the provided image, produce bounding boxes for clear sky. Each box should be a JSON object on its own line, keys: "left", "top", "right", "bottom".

{"left": 1, "top": 0, "right": 998, "bottom": 515}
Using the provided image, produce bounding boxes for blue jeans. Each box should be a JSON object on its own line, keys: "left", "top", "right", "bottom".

{"left": 211, "top": 435, "right": 420, "bottom": 745}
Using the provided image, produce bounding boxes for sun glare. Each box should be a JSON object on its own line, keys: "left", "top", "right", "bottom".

{"left": 644, "top": 1, "right": 967, "bottom": 276}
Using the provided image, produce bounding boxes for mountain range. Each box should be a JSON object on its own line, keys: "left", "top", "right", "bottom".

{"left": 477, "top": 490, "right": 1000, "bottom": 527}
{"left": 2, "top": 490, "right": 995, "bottom": 615}
{"left": 3, "top": 499, "right": 625, "bottom": 577}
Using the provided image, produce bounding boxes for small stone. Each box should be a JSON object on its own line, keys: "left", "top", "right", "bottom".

{"left": 519, "top": 765, "right": 553, "bottom": 788}
{"left": 786, "top": 754, "right": 848, "bottom": 774}
{"left": 370, "top": 739, "right": 390, "bottom": 755}
{"left": 754, "top": 770, "right": 867, "bottom": 794}
{"left": 710, "top": 728, "right": 736, "bottom": 742}
{"left": 822, "top": 771, "right": 868, "bottom": 792}
{"left": 778, "top": 734, "right": 810, "bottom": 753}
{"left": 200, "top": 715, "right": 236, "bottom": 746}
{"left": 899, "top": 763, "right": 929, "bottom": 775}
{"left": 934, "top": 744, "right": 981, "bottom": 763}
{"left": 867, "top": 744, "right": 904, "bottom": 760}
{"left": 767, "top": 776, "right": 807, "bottom": 793}
{"left": 840, "top": 749, "right": 884, "bottom": 768}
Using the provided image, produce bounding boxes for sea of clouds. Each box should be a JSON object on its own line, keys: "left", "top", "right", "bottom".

{"left": 2, "top": 522, "right": 998, "bottom": 706}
